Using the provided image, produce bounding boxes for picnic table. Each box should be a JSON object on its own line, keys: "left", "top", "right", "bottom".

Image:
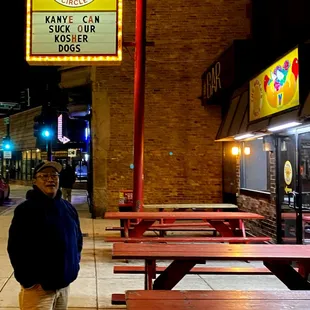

{"left": 125, "top": 290, "right": 310, "bottom": 310}
{"left": 104, "top": 211, "right": 264, "bottom": 238}
{"left": 112, "top": 243, "right": 310, "bottom": 291}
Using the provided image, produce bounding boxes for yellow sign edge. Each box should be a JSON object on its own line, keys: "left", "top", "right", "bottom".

{"left": 25, "top": 0, "right": 123, "bottom": 64}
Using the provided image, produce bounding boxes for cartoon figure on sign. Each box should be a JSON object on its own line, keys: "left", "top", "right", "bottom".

{"left": 264, "top": 58, "right": 299, "bottom": 108}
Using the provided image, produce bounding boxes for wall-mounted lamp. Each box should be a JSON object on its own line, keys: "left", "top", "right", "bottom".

{"left": 232, "top": 146, "right": 240, "bottom": 156}
{"left": 244, "top": 147, "right": 251, "bottom": 155}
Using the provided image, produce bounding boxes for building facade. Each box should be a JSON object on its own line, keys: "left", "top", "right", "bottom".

{"left": 60, "top": 0, "right": 251, "bottom": 215}
{"left": 217, "top": 43, "right": 310, "bottom": 244}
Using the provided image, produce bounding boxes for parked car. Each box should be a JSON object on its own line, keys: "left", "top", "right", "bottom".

{"left": 0, "top": 176, "right": 10, "bottom": 205}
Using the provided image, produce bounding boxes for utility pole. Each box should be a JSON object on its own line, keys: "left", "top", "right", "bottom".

{"left": 133, "top": 0, "right": 147, "bottom": 212}
{"left": 47, "top": 139, "right": 52, "bottom": 161}
{"left": 45, "top": 84, "right": 52, "bottom": 161}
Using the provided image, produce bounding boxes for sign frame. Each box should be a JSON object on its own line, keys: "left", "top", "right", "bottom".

{"left": 26, "top": 0, "right": 123, "bottom": 66}
{"left": 3, "top": 151, "right": 12, "bottom": 159}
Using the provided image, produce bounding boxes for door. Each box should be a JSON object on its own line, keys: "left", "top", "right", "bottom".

{"left": 277, "top": 134, "right": 298, "bottom": 244}
{"left": 222, "top": 142, "right": 237, "bottom": 205}
{"left": 297, "top": 132, "right": 310, "bottom": 244}
{"left": 278, "top": 133, "right": 310, "bottom": 244}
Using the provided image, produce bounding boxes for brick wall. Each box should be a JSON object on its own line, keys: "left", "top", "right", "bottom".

{"left": 92, "top": 0, "right": 251, "bottom": 212}
{"left": 237, "top": 149, "right": 277, "bottom": 241}
{"left": 0, "top": 107, "right": 41, "bottom": 151}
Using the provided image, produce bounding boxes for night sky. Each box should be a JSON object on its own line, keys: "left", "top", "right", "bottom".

{"left": 0, "top": 2, "right": 58, "bottom": 104}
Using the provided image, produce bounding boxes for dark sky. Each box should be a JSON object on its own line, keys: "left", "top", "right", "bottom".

{"left": 1, "top": 2, "right": 25, "bottom": 101}
{"left": 0, "top": 2, "right": 58, "bottom": 103}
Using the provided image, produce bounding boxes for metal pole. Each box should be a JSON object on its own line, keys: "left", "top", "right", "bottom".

{"left": 47, "top": 141, "right": 52, "bottom": 161}
{"left": 133, "top": 0, "right": 147, "bottom": 212}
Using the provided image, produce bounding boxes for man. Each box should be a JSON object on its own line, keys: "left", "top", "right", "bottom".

{"left": 7, "top": 161, "right": 83, "bottom": 310}
{"left": 59, "top": 162, "right": 76, "bottom": 203}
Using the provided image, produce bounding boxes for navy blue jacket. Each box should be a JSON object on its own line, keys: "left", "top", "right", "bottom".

{"left": 7, "top": 187, "right": 83, "bottom": 290}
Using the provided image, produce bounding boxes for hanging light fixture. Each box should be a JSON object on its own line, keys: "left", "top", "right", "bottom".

{"left": 244, "top": 147, "right": 251, "bottom": 155}
{"left": 232, "top": 146, "right": 240, "bottom": 156}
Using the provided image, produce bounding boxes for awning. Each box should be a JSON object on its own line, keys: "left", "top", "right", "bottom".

{"left": 215, "top": 90, "right": 249, "bottom": 141}
{"left": 215, "top": 88, "right": 300, "bottom": 142}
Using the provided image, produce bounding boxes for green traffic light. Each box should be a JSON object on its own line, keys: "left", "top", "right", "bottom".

{"left": 41, "top": 128, "right": 52, "bottom": 139}
{"left": 42, "top": 130, "right": 50, "bottom": 137}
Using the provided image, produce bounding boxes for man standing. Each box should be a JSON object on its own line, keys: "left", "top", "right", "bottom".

{"left": 60, "top": 162, "right": 76, "bottom": 203}
{"left": 7, "top": 161, "right": 83, "bottom": 310}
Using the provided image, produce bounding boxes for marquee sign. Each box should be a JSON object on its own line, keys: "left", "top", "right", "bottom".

{"left": 26, "top": 0, "right": 122, "bottom": 66}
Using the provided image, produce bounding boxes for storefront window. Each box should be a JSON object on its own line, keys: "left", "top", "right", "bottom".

{"left": 240, "top": 139, "right": 270, "bottom": 192}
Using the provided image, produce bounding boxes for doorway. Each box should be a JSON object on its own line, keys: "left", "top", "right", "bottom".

{"left": 277, "top": 132, "right": 310, "bottom": 244}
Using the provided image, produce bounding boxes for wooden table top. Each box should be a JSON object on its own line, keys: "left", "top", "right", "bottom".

{"left": 104, "top": 211, "right": 264, "bottom": 220}
{"left": 113, "top": 243, "right": 310, "bottom": 261}
{"left": 143, "top": 204, "right": 238, "bottom": 209}
{"left": 126, "top": 290, "right": 310, "bottom": 310}
{"left": 126, "top": 290, "right": 310, "bottom": 300}
{"left": 126, "top": 299, "right": 310, "bottom": 309}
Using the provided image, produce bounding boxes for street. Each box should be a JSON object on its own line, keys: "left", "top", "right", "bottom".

{"left": 0, "top": 185, "right": 90, "bottom": 217}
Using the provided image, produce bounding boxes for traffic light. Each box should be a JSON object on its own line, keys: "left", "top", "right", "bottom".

{"left": 41, "top": 126, "right": 53, "bottom": 139}
{"left": 20, "top": 88, "right": 30, "bottom": 107}
{"left": 33, "top": 113, "right": 55, "bottom": 140}
{"left": 2, "top": 137, "right": 12, "bottom": 150}
{"left": 33, "top": 114, "right": 43, "bottom": 138}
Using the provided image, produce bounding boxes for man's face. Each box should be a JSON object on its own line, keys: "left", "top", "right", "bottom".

{"left": 33, "top": 167, "right": 60, "bottom": 198}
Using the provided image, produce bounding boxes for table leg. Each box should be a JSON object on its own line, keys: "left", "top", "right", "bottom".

{"left": 208, "top": 220, "right": 234, "bottom": 237}
{"left": 264, "top": 261, "right": 310, "bottom": 290}
{"left": 153, "top": 259, "right": 203, "bottom": 290}
{"left": 123, "top": 219, "right": 130, "bottom": 238}
{"left": 145, "top": 259, "right": 156, "bottom": 290}
{"left": 229, "top": 219, "right": 245, "bottom": 237}
{"left": 298, "top": 262, "right": 310, "bottom": 279}
{"left": 129, "top": 220, "right": 156, "bottom": 237}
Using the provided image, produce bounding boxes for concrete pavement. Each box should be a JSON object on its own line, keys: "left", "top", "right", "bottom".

{"left": 0, "top": 185, "right": 289, "bottom": 309}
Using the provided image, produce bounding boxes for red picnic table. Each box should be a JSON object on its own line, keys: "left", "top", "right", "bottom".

{"left": 125, "top": 290, "right": 310, "bottom": 310}
{"left": 112, "top": 243, "right": 310, "bottom": 291}
{"left": 104, "top": 211, "right": 264, "bottom": 238}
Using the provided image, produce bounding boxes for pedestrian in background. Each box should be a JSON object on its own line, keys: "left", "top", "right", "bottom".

{"left": 7, "top": 161, "right": 83, "bottom": 310}
{"left": 60, "top": 162, "right": 76, "bottom": 203}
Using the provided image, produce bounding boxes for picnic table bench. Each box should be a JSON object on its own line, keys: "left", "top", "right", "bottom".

{"left": 143, "top": 203, "right": 238, "bottom": 211}
{"left": 125, "top": 290, "right": 310, "bottom": 310}
{"left": 105, "top": 236, "right": 271, "bottom": 243}
{"left": 281, "top": 213, "right": 310, "bottom": 221}
{"left": 104, "top": 211, "right": 264, "bottom": 238}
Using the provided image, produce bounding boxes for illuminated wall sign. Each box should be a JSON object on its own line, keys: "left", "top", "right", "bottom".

{"left": 58, "top": 114, "right": 71, "bottom": 144}
{"left": 249, "top": 48, "right": 299, "bottom": 122}
{"left": 26, "top": 0, "right": 122, "bottom": 66}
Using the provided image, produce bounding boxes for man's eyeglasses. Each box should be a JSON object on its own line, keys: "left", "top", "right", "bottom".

{"left": 36, "top": 173, "right": 59, "bottom": 181}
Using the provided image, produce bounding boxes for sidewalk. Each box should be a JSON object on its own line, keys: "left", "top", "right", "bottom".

{"left": 0, "top": 187, "right": 288, "bottom": 309}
